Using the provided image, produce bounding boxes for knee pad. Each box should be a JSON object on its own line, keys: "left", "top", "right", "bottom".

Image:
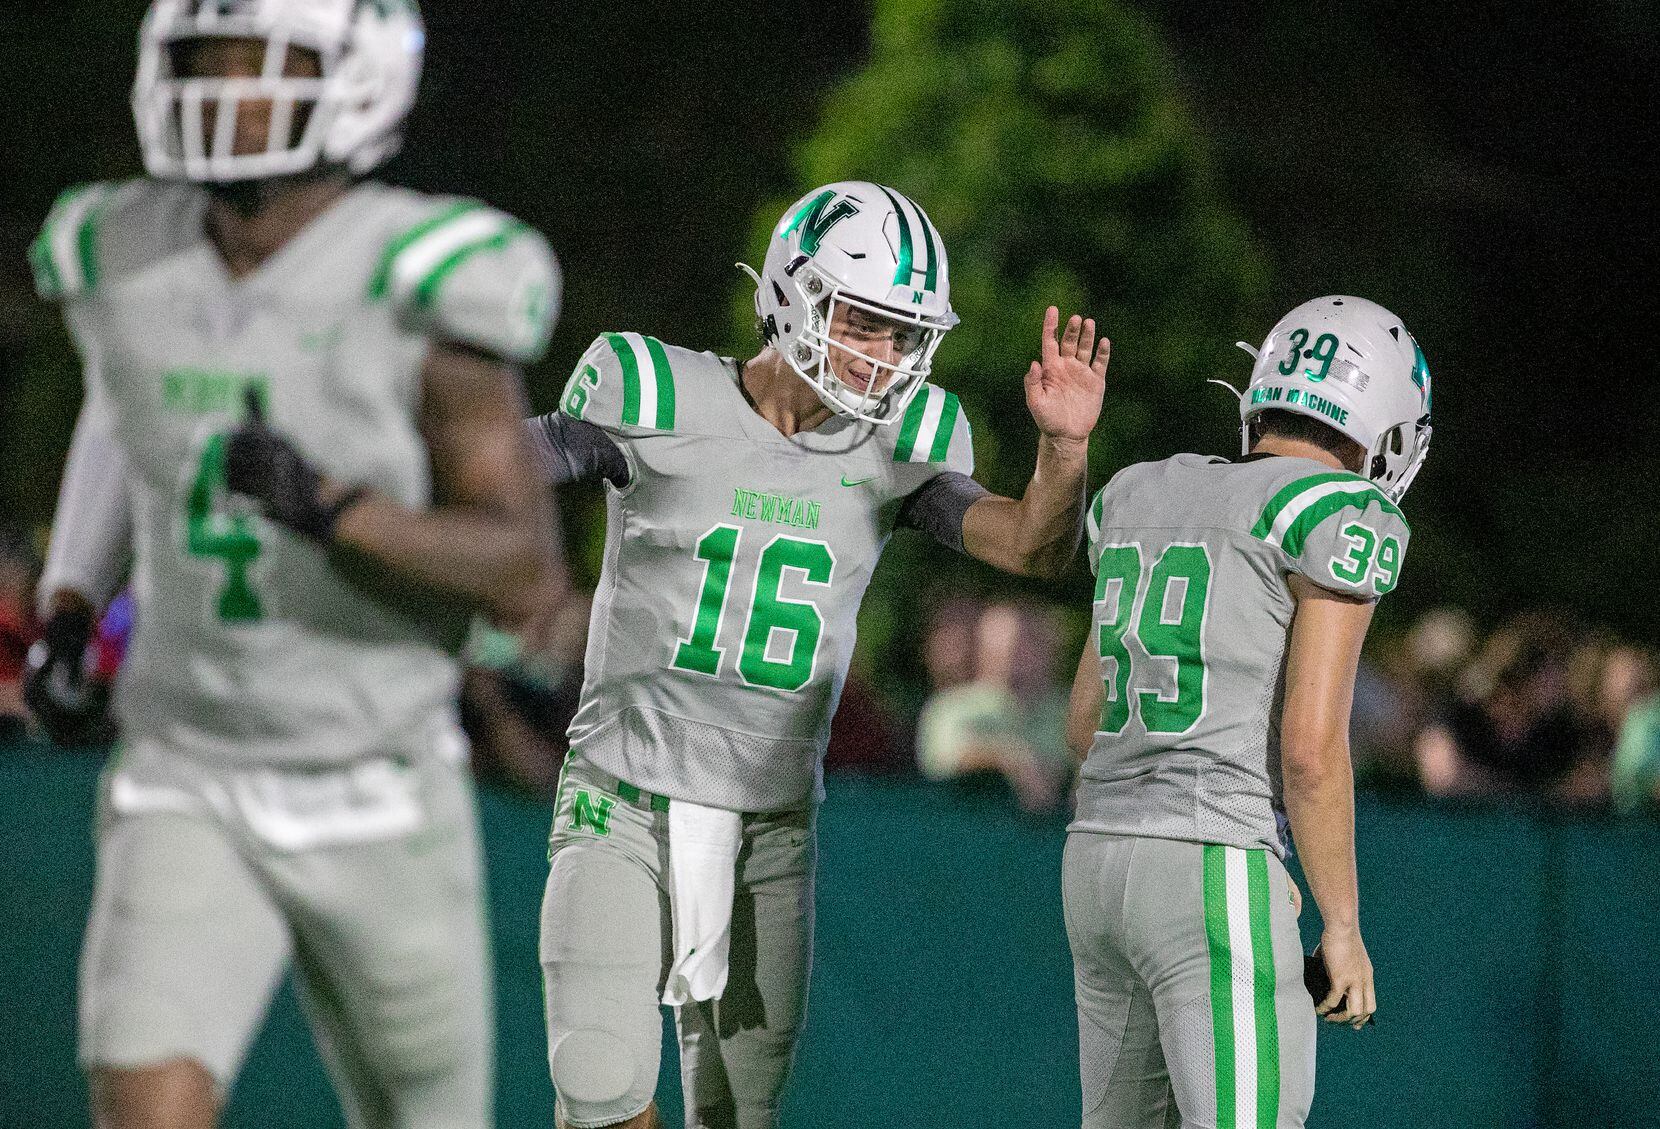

{"left": 550, "top": 1028, "right": 652, "bottom": 1124}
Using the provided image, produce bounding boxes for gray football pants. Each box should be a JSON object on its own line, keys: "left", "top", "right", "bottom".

{"left": 1061, "top": 833, "right": 1315, "bottom": 1129}
{"left": 78, "top": 744, "right": 493, "bottom": 1129}
{"left": 540, "top": 753, "right": 814, "bottom": 1129}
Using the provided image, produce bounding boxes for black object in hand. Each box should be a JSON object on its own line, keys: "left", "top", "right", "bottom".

{"left": 23, "top": 605, "right": 114, "bottom": 746}
{"left": 1304, "top": 946, "right": 1376, "bottom": 1027}
{"left": 225, "top": 386, "right": 362, "bottom": 542}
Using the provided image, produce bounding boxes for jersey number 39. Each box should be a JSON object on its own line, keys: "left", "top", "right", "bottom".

{"left": 670, "top": 524, "right": 835, "bottom": 693}
{"left": 1093, "top": 543, "right": 1213, "bottom": 735}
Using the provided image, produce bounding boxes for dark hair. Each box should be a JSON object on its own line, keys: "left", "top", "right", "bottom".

{"left": 1249, "top": 409, "right": 1365, "bottom": 472}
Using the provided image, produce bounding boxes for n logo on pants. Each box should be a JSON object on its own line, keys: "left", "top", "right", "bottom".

{"left": 570, "top": 790, "right": 616, "bottom": 836}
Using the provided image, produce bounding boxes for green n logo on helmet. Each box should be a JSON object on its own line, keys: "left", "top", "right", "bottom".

{"left": 781, "top": 189, "right": 860, "bottom": 257}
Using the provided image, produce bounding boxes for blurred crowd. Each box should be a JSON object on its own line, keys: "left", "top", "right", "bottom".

{"left": 4, "top": 518, "right": 1659, "bottom": 818}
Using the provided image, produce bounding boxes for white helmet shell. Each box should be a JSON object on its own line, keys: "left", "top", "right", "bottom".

{"left": 132, "top": 0, "right": 424, "bottom": 183}
{"left": 1240, "top": 295, "right": 1433, "bottom": 500}
{"left": 748, "top": 181, "right": 958, "bottom": 424}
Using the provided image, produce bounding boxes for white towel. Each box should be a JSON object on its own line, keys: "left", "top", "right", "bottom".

{"left": 661, "top": 799, "right": 744, "bottom": 1006}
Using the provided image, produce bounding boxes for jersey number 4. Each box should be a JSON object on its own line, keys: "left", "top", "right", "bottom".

{"left": 670, "top": 524, "right": 834, "bottom": 693}
{"left": 1094, "top": 543, "right": 1213, "bottom": 735}
{"left": 184, "top": 432, "right": 265, "bottom": 623}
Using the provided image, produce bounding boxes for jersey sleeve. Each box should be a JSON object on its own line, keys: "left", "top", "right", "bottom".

{"left": 892, "top": 384, "right": 974, "bottom": 477}
{"left": 1085, "top": 483, "right": 1109, "bottom": 576}
{"left": 1251, "top": 472, "right": 1411, "bottom": 599}
{"left": 556, "top": 332, "right": 681, "bottom": 435}
{"left": 370, "top": 200, "right": 560, "bottom": 365}
{"left": 38, "top": 373, "right": 132, "bottom": 613}
{"left": 29, "top": 182, "right": 121, "bottom": 304}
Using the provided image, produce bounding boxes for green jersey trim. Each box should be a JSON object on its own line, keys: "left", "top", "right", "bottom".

{"left": 31, "top": 182, "right": 115, "bottom": 300}
{"left": 410, "top": 220, "right": 530, "bottom": 309}
{"left": 1251, "top": 472, "right": 1406, "bottom": 557}
{"left": 603, "top": 332, "right": 677, "bottom": 431}
{"left": 1086, "top": 487, "right": 1107, "bottom": 553}
{"left": 893, "top": 385, "right": 960, "bottom": 463}
{"left": 368, "top": 201, "right": 527, "bottom": 309}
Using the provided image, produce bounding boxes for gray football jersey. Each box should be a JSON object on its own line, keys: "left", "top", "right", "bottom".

{"left": 1071, "top": 453, "right": 1411, "bottom": 856}
{"left": 31, "top": 178, "right": 559, "bottom": 765}
{"left": 559, "top": 334, "right": 974, "bottom": 811}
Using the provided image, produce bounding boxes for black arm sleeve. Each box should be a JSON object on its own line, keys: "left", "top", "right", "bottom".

{"left": 524, "top": 414, "right": 629, "bottom": 487}
{"left": 896, "top": 471, "right": 990, "bottom": 554}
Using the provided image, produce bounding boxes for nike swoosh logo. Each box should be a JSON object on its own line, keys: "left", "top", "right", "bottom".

{"left": 841, "top": 475, "right": 875, "bottom": 487}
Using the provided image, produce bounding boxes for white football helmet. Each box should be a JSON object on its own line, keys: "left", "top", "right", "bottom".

{"left": 744, "top": 181, "right": 958, "bottom": 424}
{"left": 132, "top": 0, "right": 424, "bottom": 183}
{"left": 1238, "top": 295, "right": 1433, "bottom": 500}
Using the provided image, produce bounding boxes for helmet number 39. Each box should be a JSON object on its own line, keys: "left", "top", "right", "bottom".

{"left": 1276, "top": 328, "right": 1340, "bottom": 382}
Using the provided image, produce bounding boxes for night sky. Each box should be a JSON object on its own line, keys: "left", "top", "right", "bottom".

{"left": 2, "top": 1, "right": 1654, "bottom": 636}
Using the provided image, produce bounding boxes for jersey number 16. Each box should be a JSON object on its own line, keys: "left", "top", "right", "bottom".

{"left": 669, "top": 524, "right": 836, "bottom": 693}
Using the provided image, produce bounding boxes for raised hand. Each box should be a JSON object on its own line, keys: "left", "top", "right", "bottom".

{"left": 1024, "top": 306, "right": 1109, "bottom": 444}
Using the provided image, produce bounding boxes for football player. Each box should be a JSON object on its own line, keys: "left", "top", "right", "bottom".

{"left": 1061, "top": 296, "right": 1432, "bottom": 1127}
{"left": 525, "top": 182, "right": 1109, "bottom": 1128}
{"left": 24, "top": 2, "right": 560, "bottom": 1127}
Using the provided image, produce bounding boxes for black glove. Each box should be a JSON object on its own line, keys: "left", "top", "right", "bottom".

{"left": 224, "top": 386, "right": 366, "bottom": 542}
{"left": 23, "top": 604, "right": 114, "bottom": 747}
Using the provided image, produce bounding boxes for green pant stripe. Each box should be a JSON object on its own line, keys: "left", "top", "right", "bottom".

{"left": 411, "top": 222, "right": 523, "bottom": 309}
{"left": 547, "top": 755, "right": 573, "bottom": 861}
{"left": 928, "top": 392, "right": 959, "bottom": 463}
{"left": 894, "top": 386, "right": 929, "bottom": 461}
{"left": 1203, "top": 844, "right": 1237, "bottom": 1127}
{"left": 643, "top": 336, "right": 677, "bottom": 430}
{"left": 367, "top": 200, "right": 480, "bottom": 300}
{"left": 605, "top": 332, "right": 643, "bottom": 426}
{"left": 1246, "top": 849, "right": 1280, "bottom": 1129}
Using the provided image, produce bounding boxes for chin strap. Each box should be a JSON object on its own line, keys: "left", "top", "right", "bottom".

{"left": 734, "top": 262, "right": 762, "bottom": 288}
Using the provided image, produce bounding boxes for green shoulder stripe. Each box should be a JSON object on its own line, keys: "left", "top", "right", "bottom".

{"left": 368, "top": 200, "right": 526, "bottom": 308}
{"left": 30, "top": 183, "right": 115, "bottom": 300}
{"left": 893, "top": 385, "right": 960, "bottom": 463}
{"left": 601, "top": 332, "right": 676, "bottom": 431}
{"left": 1252, "top": 471, "right": 1406, "bottom": 557}
{"left": 410, "top": 220, "right": 529, "bottom": 309}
